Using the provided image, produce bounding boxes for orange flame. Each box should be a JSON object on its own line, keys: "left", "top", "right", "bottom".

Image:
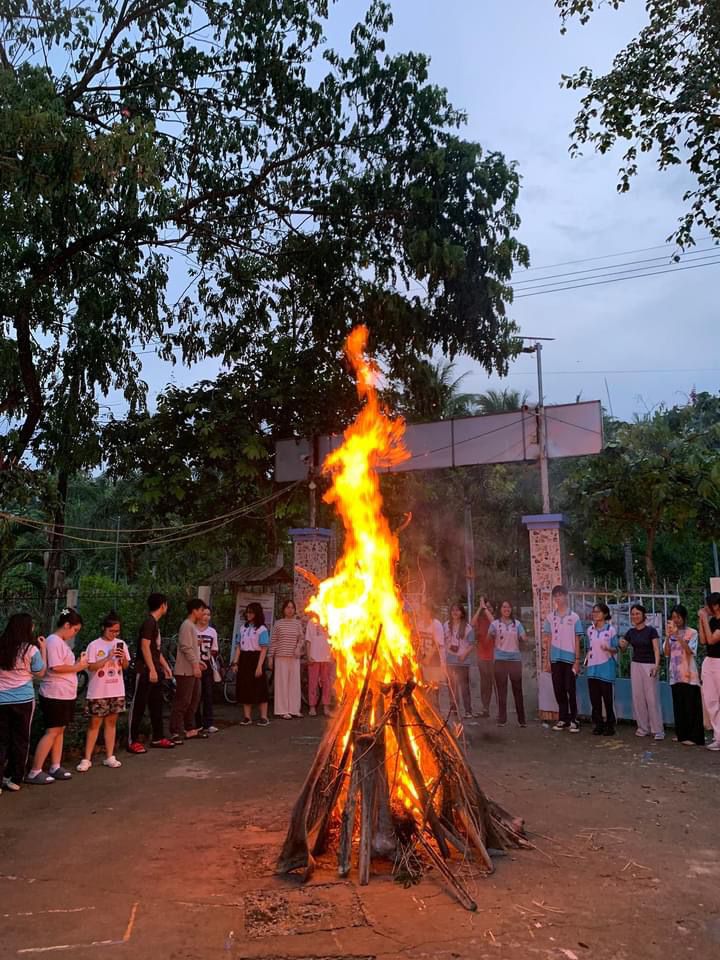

{"left": 306, "top": 325, "right": 418, "bottom": 693}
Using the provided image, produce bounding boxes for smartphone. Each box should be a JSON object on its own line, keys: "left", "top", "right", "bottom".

{"left": 115, "top": 641, "right": 124, "bottom": 653}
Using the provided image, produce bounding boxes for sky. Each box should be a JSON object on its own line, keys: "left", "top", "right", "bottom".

{"left": 131, "top": 0, "right": 720, "bottom": 423}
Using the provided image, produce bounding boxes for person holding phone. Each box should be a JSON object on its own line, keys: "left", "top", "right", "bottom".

{"left": 76, "top": 612, "right": 131, "bottom": 772}
{"left": 0, "top": 613, "right": 46, "bottom": 793}
{"left": 443, "top": 603, "right": 475, "bottom": 718}
{"left": 26, "top": 608, "right": 85, "bottom": 783}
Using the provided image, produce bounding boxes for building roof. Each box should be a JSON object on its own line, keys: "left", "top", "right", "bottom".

{"left": 206, "top": 563, "right": 293, "bottom": 587}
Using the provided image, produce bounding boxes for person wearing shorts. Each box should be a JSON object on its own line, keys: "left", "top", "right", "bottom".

{"left": 26, "top": 608, "right": 85, "bottom": 784}
{"left": 77, "top": 612, "right": 130, "bottom": 772}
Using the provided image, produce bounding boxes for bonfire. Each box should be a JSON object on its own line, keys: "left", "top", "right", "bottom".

{"left": 277, "top": 326, "right": 528, "bottom": 909}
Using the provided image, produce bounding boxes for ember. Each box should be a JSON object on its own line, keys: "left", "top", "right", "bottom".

{"left": 277, "top": 326, "right": 528, "bottom": 907}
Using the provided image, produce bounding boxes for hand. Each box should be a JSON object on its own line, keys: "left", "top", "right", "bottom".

{"left": 649, "top": 666, "right": 658, "bottom": 679}
{"left": 254, "top": 666, "right": 263, "bottom": 678}
{"left": 149, "top": 669, "right": 159, "bottom": 684}
{"left": 229, "top": 662, "right": 238, "bottom": 674}
{"left": 199, "top": 662, "right": 207, "bottom": 671}
{"left": 192, "top": 664, "right": 201, "bottom": 679}
{"left": 162, "top": 666, "right": 172, "bottom": 680}
{"left": 36, "top": 635, "right": 46, "bottom": 649}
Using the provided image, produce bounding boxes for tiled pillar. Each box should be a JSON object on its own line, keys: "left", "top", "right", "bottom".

{"left": 522, "top": 514, "right": 566, "bottom": 721}
{"left": 289, "top": 528, "right": 333, "bottom": 615}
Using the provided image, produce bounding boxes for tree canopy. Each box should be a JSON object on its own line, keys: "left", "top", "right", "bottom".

{"left": 556, "top": 0, "right": 720, "bottom": 246}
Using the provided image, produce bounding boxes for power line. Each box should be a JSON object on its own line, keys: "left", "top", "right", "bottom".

{"left": 518, "top": 236, "right": 714, "bottom": 272}
{"left": 502, "top": 367, "right": 720, "bottom": 377}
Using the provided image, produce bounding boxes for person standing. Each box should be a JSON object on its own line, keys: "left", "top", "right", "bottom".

{"left": 471, "top": 598, "right": 494, "bottom": 718}
{"left": 195, "top": 605, "right": 219, "bottom": 734}
{"left": 306, "top": 613, "right": 333, "bottom": 717}
{"left": 270, "top": 600, "right": 305, "bottom": 719}
{"left": 170, "top": 599, "right": 207, "bottom": 743}
{"left": 701, "top": 592, "right": 720, "bottom": 751}
{"left": 444, "top": 603, "right": 475, "bottom": 718}
{"left": 415, "top": 601, "right": 445, "bottom": 710}
{"left": 26, "top": 608, "right": 85, "bottom": 783}
{"left": 230, "top": 602, "right": 270, "bottom": 725}
{"left": 127, "top": 593, "right": 175, "bottom": 753}
{"left": 664, "top": 604, "right": 704, "bottom": 746}
{"left": 0, "top": 614, "right": 45, "bottom": 793}
{"left": 585, "top": 603, "right": 618, "bottom": 736}
{"left": 77, "top": 612, "right": 130, "bottom": 771}
{"left": 620, "top": 603, "right": 664, "bottom": 741}
{"left": 543, "top": 586, "right": 583, "bottom": 733}
{"left": 489, "top": 601, "right": 526, "bottom": 727}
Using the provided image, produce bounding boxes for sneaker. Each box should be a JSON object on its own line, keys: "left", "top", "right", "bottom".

{"left": 569, "top": 721, "right": 580, "bottom": 734}
{"left": 603, "top": 727, "right": 616, "bottom": 737}
{"left": 463, "top": 712, "right": 473, "bottom": 719}
{"left": 1, "top": 777, "right": 21, "bottom": 792}
{"left": 149, "top": 738, "right": 175, "bottom": 749}
{"left": 76, "top": 758, "right": 92, "bottom": 772}
{"left": 256, "top": 718, "right": 270, "bottom": 726}
{"left": 681, "top": 740, "right": 696, "bottom": 746}
{"left": 653, "top": 732, "right": 665, "bottom": 741}
{"left": 552, "top": 721, "right": 567, "bottom": 731}
{"left": 169, "top": 734, "right": 184, "bottom": 745}
{"left": 706, "top": 740, "right": 720, "bottom": 751}
{"left": 240, "top": 717, "right": 252, "bottom": 726}
{"left": 205, "top": 726, "right": 219, "bottom": 734}
{"left": 592, "top": 726, "right": 604, "bottom": 736}
{"left": 103, "top": 756, "right": 122, "bottom": 769}
{"left": 309, "top": 707, "right": 317, "bottom": 716}
{"left": 128, "top": 741, "right": 147, "bottom": 754}
{"left": 635, "top": 730, "right": 649, "bottom": 737}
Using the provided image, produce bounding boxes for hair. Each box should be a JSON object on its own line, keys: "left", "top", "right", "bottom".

{"left": 551, "top": 585, "right": 568, "bottom": 598}
{"left": 669, "top": 603, "right": 688, "bottom": 626}
{"left": 282, "top": 599, "right": 297, "bottom": 617}
{"left": 708, "top": 592, "right": 720, "bottom": 610}
{"left": 147, "top": 592, "right": 168, "bottom": 613}
{"left": 592, "top": 602, "right": 611, "bottom": 622}
{"left": 56, "top": 607, "right": 83, "bottom": 629}
{"left": 245, "top": 601, "right": 265, "bottom": 628}
{"left": 630, "top": 603, "right": 647, "bottom": 620}
{"left": 101, "top": 611, "right": 121, "bottom": 632}
{"left": 186, "top": 598, "right": 207, "bottom": 615}
{"left": 0, "top": 613, "right": 35, "bottom": 671}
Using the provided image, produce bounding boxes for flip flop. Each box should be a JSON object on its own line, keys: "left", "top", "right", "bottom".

{"left": 48, "top": 766, "right": 72, "bottom": 780}
{"left": 25, "top": 771, "right": 55, "bottom": 785}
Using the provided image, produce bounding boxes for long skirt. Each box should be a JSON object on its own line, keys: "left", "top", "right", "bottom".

{"left": 671, "top": 682, "right": 705, "bottom": 745}
{"left": 236, "top": 650, "right": 268, "bottom": 705}
{"left": 273, "top": 656, "right": 302, "bottom": 716}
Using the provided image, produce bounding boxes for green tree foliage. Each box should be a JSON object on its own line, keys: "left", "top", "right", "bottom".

{"left": 556, "top": 0, "right": 720, "bottom": 246}
{"left": 472, "top": 387, "right": 530, "bottom": 415}
{"left": 561, "top": 394, "right": 720, "bottom": 586}
{"left": 0, "top": 0, "right": 529, "bottom": 483}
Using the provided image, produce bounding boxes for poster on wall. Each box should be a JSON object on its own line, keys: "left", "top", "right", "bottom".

{"left": 231, "top": 591, "right": 276, "bottom": 654}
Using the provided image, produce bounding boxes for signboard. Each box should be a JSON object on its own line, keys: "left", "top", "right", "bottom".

{"left": 231, "top": 590, "right": 276, "bottom": 656}
{"left": 275, "top": 401, "right": 603, "bottom": 481}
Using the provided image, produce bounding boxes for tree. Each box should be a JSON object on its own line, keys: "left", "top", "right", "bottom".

{"left": 472, "top": 387, "right": 530, "bottom": 415}
{"left": 561, "top": 396, "right": 720, "bottom": 586}
{"left": 391, "top": 358, "right": 479, "bottom": 422}
{"left": 556, "top": 0, "right": 720, "bottom": 246}
{"left": 1, "top": 0, "right": 529, "bottom": 480}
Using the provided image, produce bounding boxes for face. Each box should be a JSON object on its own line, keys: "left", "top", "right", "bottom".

{"left": 200, "top": 608, "right": 211, "bottom": 627}
{"left": 284, "top": 602, "right": 296, "bottom": 618}
{"left": 553, "top": 592, "right": 568, "bottom": 611}
{"left": 159, "top": 602, "right": 168, "bottom": 618}
{"left": 591, "top": 606, "right": 604, "bottom": 624}
{"left": 711, "top": 603, "right": 720, "bottom": 617}
{"left": 500, "top": 601, "right": 512, "bottom": 619}
{"left": 671, "top": 611, "right": 685, "bottom": 629}
{"left": 246, "top": 607, "right": 255, "bottom": 622}
{"left": 103, "top": 623, "right": 121, "bottom": 641}
{"left": 630, "top": 607, "right": 644, "bottom": 626}
{"left": 450, "top": 606, "right": 462, "bottom": 621}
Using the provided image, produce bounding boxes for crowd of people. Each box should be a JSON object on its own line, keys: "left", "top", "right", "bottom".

{"left": 1, "top": 586, "right": 720, "bottom": 795}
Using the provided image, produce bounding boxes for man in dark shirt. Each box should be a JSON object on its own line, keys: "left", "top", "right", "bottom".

{"left": 127, "top": 593, "right": 175, "bottom": 753}
{"left": 702, "top": 592, "right": 720, "bottom": 751}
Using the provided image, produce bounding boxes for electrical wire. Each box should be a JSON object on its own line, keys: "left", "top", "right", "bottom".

{"left": 518, "top": 236, "right": 714, "bottom": 272}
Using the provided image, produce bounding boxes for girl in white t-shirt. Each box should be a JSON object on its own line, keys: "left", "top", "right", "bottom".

{"left": 77, "top": 613, "right": 130, "bottom": 772}
{"left": 26, "top": 608, "right": 85, "bottom": 785}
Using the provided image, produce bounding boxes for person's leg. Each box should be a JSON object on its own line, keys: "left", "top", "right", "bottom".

{"left": 479, "top": 660, "right": 494, "bottom": 715}
{"left": 551, "top": 661, "right": 568, "bottom": 724}
{"left": 446, "top": 666, "right": 460, "bottom": 714}
{"left": 509, "top": 661, "right": 526, "bottom": 725}
{"left": 702, "top": 659, "right": 720, "bottom": 743}
{"left": 129, "top": 671, "right": 149, "bottom": 743}
{"left": 646, "top": 668, "right": 664, "bottom": 737}
{"left": 5, "top": 701, "right": 34, "bottom": 784}
{"left": 49, "top": 728, "right": 65, "bottom": 771}
{"left": 170, "top": 676, "right": 192, "bottom": 736}
{"left": 567, "top": 664, "right": 578, "bottom": 723}
{"left": 307, "top": 662, "right": 320, "bottom": 711}
{"left": 83, "top": 716, "right": 103, "bottom": 761}
{"left": 104, "top": 714, "right": 118, "bottom": 757}
{"left": 631, "top": 662, "right": 650, "bottom": 734}
{"left": 30, "top": 725, "right": 62, "bottom": 774}
{"left": 289, "top": 658, "right": 302, "bottom": 715}
{"left": 202, "top": 669, "right": 214, "bottom": 727}
{"left": 588, "top": 678, "right": 602, "bottom": 730}
{"left": 460, "top": 667, "right": 472, "bottom": 715}
{"left": 494, "top": 662, "right": 509, "bottom": 723}
{"left": 185, "top": 678, "right": 202, "bottom": 732}
{"left": 688, "top": 685, "right": 705, "bottom": 745}
{"left": 147, "top": 680, "right": 165, "bottom": 741}
{"left": 0, "top": 704, "right": 11, "bottom": 780}
{"left": 602, "top": 682, "right": 615, "bottom": 732}
{"left": 319, "top": 662, "right": 333, "bottom": 707}
{"left": 273, "top": 658, "right": 290, "bottom": 716}
{"left": 671, "top": 684, "right": 685, "bottom": 740}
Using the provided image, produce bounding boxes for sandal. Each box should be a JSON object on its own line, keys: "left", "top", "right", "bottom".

{"left": 25, "top": 771, "right": 55, "bottom": 785}
{"left": 240, "top": 718, "right": 252, "bottom": 726}
{"left": 48, "top": 766, "right": 72, "bottom": 780}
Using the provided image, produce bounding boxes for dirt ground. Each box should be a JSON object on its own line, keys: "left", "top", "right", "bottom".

{"left": 2, "top": 693, "right": 719, "bottom": 960}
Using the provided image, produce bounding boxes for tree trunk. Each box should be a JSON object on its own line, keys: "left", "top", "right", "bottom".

{"left": 644, "top": 526, "right": 657, "bottom": 590}
{"left": 42, "top": 469, "right": 68, "bottom": 631}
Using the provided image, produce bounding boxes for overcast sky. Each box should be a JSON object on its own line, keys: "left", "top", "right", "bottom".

{"left": 133, "top": 0, "right": 719, "bottom": 423}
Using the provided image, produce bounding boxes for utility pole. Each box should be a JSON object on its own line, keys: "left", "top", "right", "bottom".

{"left": 535, "top": 341, "right": 551, "bottom": 515}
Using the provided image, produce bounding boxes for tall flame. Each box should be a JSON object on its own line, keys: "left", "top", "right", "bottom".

{"left": 306, "top": 326, "right": 417, "bottom": 692}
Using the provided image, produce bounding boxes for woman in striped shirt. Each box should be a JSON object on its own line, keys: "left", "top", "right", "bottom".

{"left": 270, "top": 600, "right": 305, "bottom": 719}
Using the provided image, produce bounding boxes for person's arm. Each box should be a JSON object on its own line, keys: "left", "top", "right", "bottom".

{"left": 30, "top": 642, "right": 46, "bottom": 679}
{"left": 698, "top": 608, "right": 710, "bottom": 645}
{"left": 178, "top": 621, "right": 201, "bottom": 677}
{"left": 305, "top": 623, "right": 315, "bottom": 663}
{"left": 517, "top": 621, "right": 527, "bottom": 648}
{"left": 650, "top": 632, "right": 661, "bottom": 677}
{"left": 459, "top": 626, "right": 475, "bottom": 662}
{"left": 708, "top": 622, "right": 720, "bottom": 646}
{"left": 663, "top": 635, "right": 671, "bottom": 658}
{"left": 574, "top": 618, "right": 583, "bottom": 673}
{"left": 51, "top": 653, "right": 88, "bottom": 673}
{"left": 294, "top": 621, "right": 305, "bottom": 657}
{"left": 256, "top": 628, "right": 269, "bottom": 676}
{"left": 139, "top": 624, "right": 159, "bottom": 680}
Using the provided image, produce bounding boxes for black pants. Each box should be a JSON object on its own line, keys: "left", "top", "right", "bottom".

{"left": 551, "top": 661, "right": 577, "bottom": 723}
{"left": 588, "top": 678, "right": 615, "bottom": 730}
{"left": 195, "top": 666, "right": 215, "bottom": 729}
{"left": 170, "top": 676, "right": 201, "bottom": 736}
{"left": 494, "top": 660, "right": 525, "bottom": 724}
{"left": 478, "top": 660, "right": 495, "bottom": 714}
{"left": 128, "top": 669, "right": 165, "bottom": 742}
{"left": 671, "top": 683, "right": 704, "bottom": 745}
{"left": 0, "top": 700, "right": 34, "bottom": 783}
{"left": 447, "top": 666, "right": 472, "bottom": 715}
